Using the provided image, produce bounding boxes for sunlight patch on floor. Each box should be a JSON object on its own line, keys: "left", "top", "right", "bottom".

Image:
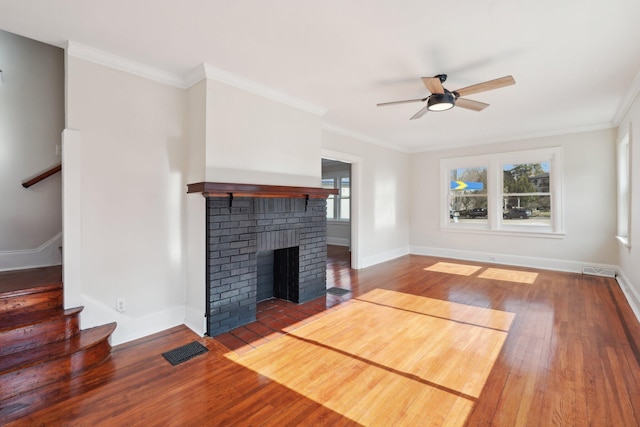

{"left": 424, "top": 262, "right": 483, "bottom": 276}
{"left": 227, "top": 288, "right": 514, "bottom": 425}
{"left": 479, "top": 268, "right": 538, "bottom": 284}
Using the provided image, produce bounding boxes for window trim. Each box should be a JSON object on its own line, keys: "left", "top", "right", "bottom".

{"left": 616, "top": 123, "right": 632, "bottom": 249}
{"left": 440, "top": 147, "right": 565, "bottom": 237}
{"left": 323, "top": 171, "right": 350, "bottom": 222}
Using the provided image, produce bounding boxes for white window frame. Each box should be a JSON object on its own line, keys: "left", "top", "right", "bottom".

{"left": 323, "top": 171, "right": 350, "bottom": 222}
{"left": 616, "top": 124, "right": 632, "bottom": 249}
{"left": 440, "top": 147, "right": 564, "bottom": 237}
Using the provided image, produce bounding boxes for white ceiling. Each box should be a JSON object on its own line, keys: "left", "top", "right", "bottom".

{"left": 2, "top": 0, "right": 640, "bottom": 152}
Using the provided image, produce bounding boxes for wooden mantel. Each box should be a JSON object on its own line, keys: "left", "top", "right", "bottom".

{"left": 187, "top": 182, "right": 338, "bottom": 198}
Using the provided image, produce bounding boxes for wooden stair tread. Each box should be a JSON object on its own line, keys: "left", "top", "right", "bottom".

{"left": 0, "top": 283, "right": 62, "bottom": 300}
{"left": 1, "top": 307, "right": 83, "bottom": 331}
{"left": 0, "top": 266, "right": 62, "bottom": 295}
{"left": 0, "top": 322, "right": 117, "bottom": 374}
{"left": 1, "top": 282, "right": 63, "bottom": 315}
{"left": 0, "top": 265, "right": 117, "bottom": 406}
{"left": 0, "top": 307, "right": 84, "bottom": 358}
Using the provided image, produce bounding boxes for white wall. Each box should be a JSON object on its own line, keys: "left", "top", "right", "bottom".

{"left": 65, "top": 56, "right": 187, "bottom": 344}
{"left": 204, "top": 79, "right": 322, "bottom": 187}
{"left": 322, "top": 130, "right": 411, "bottom": 268}
{"left": 184, "top": 80, "right": 207, "bottom": 335}
{"left": 0, "top": 30, "right": 63, "bottom": 270}
{"left": 617, "top": 90, "right": 640, "bottom": 320}
{"left": 327, "top": 221, "right": 351, "bottom": 247}
{"left": 410, "top": 128, "right": 618, "bottom": 272}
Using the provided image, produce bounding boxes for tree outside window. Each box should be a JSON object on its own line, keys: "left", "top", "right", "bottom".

{"left": 502, "top": 162, "right": 551, "bottom": 226}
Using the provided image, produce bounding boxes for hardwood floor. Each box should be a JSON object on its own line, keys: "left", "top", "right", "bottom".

{"left": 3, "top": 250, "right": 640, "bottom": 426}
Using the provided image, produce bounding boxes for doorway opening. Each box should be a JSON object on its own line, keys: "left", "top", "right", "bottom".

{"left": 322, "top": 158, "right": 352, "bottom": 269}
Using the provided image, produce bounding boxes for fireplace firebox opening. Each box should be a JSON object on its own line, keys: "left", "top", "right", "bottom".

{"left": 257, "top": 246, "right": 300, "bottom": 303}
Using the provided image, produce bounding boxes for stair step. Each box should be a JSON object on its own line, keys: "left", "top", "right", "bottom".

{"left": 0, "top": 283, "right": 63, "bottom": 314}
{"left": 0, "top": 322, "right": 116, "bottom": 401}
{"left": 0, "top": 307, "right": 83, "bottom": 357}
{"left": 0, "top": 266, "right": 62, "bottom": 293}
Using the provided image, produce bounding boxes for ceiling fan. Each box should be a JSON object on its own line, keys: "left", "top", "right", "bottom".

{"left": 377, "top": 74, "right": 515, "bottom": 120}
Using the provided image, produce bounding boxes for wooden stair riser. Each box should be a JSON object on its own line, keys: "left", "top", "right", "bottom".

{"left": 0, "top": 287, "right": 63, "bottom": 314}
{"left": 0, "top": 309, "right": 82, "bottom": 357}
{"left": 0, "top": 269, "right": 117, "bottom": 406}
{"left": 0, "top": 323, "right": 115, "bottom": 401}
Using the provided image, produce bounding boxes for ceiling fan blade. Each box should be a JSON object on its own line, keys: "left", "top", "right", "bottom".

{"left": 377, "top": 97, "right": 426, "bottom": 107}
{"left": 454, "top": 75, "right": 515, "bottom": 97}
{"left": 422, "top": 77, "right": 445, "bottom": 94}
{"left": 455, "top": 98, "right": 490, "bottom": 111}
{"left": 410, "top": 105, "right": 429, "bottom": 120}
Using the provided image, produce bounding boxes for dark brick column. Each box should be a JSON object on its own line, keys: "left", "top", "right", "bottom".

{"left": 205, "top": 196, "right": 327, "bottom": 337}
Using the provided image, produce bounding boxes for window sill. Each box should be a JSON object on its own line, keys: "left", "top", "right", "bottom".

{"left": 616, "top": 235, "right": 631, "bottom": 249}
{"left": 327, "top": 219, "right": 350, "bottom": 224}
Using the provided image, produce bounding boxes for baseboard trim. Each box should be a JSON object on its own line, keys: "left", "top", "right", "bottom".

{"left": 616, "top": 271, "right": 640, "bottom": 324}
{"left": 409, "top": 245, "right": 617, "bottom": 275}
{"left": 327, "top": 237, "right": 350, "bottom": 247}
{"left": 79, "top": 294, "right": 191, "bottom": 346}
{"left": 0, "top": 232, "right": 63, "bottom": 271}
{"left": 184, "top": 305, "right": 206, "bottom": 337}
{"left": 360, "top": 246, "right": 410, "bottom": 270}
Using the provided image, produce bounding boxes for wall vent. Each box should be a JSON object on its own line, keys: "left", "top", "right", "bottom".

{"left": 582, "top": 265, "right": 616, "bottom": 278}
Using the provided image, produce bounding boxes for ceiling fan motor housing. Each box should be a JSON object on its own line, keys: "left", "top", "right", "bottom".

{"left": 428, "top": 89, "right": 455, "bottom": 111}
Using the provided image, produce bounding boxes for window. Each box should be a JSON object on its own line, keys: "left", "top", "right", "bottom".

{"left": 502, "top": 162, "right": 551, "bottom": 226}
{"left": 322, "top": 178, "right": 336, "bottom": 219}
{"left": 441, "top": 147, "right": 564, "bottom": 236}
{"left": 616, "top": 125, "right": 632, "bottom": 248}
{"left": 322, "top": 173, "right": 350, "bottom": 220}
{"left": 449, "top": 166, "right": 488, "bottom": 223}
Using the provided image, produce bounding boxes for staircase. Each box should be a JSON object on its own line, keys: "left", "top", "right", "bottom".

{"left": 0, "top": 267, "right": 116, "bottom": 406}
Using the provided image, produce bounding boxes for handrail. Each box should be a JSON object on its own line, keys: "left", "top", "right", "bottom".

{"left": 22, "top": 163, "right": 62, "bottom": 189}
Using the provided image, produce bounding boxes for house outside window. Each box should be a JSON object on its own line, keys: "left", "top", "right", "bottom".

{"left": 441, "top": 147, "right": 564, "bottom": 236}
{"left": 502, "top": 162, "right": 551, "bottom": 226}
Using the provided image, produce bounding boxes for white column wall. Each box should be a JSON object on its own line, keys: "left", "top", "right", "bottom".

{"left": 184, "top": 80, "right": 207, "bottom": 335}
{"left": 65, "top": 56, "right": 187, "bottom": 344}
{"left": 204, "top": 79, "right": 322, "bottom": 187}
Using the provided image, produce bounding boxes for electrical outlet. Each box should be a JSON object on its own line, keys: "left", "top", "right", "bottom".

{"left": 489, "top": 256, "right": 497, "bottom": 261}
{"left": 116, "top": 299, "right": 126, "bottom": 313}
{"left": 55, "top": 144, "right": 62, "bottom": 155}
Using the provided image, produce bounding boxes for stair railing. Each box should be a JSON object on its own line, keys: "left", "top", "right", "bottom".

{"left": 21, "top": 163, "right": 62, "bottom": 189}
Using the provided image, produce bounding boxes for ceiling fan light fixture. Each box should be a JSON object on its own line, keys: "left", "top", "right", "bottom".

{"left": 427, "top": 91, "right": 455, "bottom": 111}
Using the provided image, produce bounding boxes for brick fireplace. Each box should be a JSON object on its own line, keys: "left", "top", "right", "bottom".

{"left": 187, "top": 182, "right": 337, "bottom": 337}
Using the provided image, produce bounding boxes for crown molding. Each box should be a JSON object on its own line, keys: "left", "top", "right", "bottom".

{"left": 183, "top": 63, "right": 208, "bottom": 89}
{"left": 186, "top": 63, "right": 328, "bottom": 117}
{"left": 613, "top": 66, "right": 640, "bottom": 125}
{"left": 64, "top": 43, "right": 328, "bottom": 117}
{"left": 321, "top": 123, "right": 409, "bottom": 153}
{"left": 409, "top": 122, "right": 616, "bottom": 153}
{"left": 65, "top": 41, "right": 185, "bottom": 88}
